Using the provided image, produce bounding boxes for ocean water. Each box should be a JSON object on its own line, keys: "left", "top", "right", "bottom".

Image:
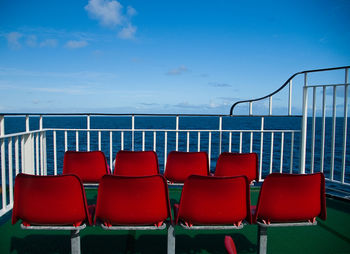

{"left": 2, "top": 115, "right": 350, "bottom": 187}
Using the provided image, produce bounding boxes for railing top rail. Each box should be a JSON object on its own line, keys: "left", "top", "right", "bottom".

{"left": 0, "top": 113, "right": 232, "bottom": 117}
{"left": 230, "top": 65, "right": 350, "bottom": 115}
{"left": 0, "top": 113, "right": 302, "bottom": 118}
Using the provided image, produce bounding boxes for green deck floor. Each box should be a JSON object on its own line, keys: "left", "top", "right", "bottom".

{"left": 1, "top": 188, "right": 350, "bottom": 254}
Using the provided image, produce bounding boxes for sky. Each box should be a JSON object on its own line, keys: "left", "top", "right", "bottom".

{"left": 0, "top": 0, "right": 349, "bottom": 114}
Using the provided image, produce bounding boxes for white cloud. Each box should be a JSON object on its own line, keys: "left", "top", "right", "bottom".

{"left": 26, "top": 35, "right": 37, "bottom": 47}
{"left": 65, "top": 40, "right": 88, "bottom": 49}
{"left": 127, "top": 6, "right": 137, "bottom": 17}
{"left": 166, "top": 65, "right": 189, "bottom": 76}
{"left": 40, "top": 39, "right": 58, "bottom": 48}
{"left": 6, "top": 32, "right": 23, "bottom": 49}
{"left": 209, "top": 82, "right": 232, "bottom": 88}
{"left": 117, "top": 24, "right": 136, "bottom": 39}
{"left": 85, "top": 0, "right": 138, "bottom": 40}
{"left": 85, "top": 0, "right": 124, "bottom": 27}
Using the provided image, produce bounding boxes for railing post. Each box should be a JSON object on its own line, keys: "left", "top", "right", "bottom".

{"left": 22, "top": 115, "right": 35, "bottom": 174}
{"left": 219, "top": 116, "right": 222, "bottom": 154}
{"left": 300, "top": 73, "right": 308, "bottom": 174}
{"left": 1, "top": 120, "right": 6, "bottom": 212}
{"left": 25, "top": 115, "right": 30, "bottom": 132}
{"left": 175, "top": 115, "right": 179, "bottom": 151}
{"left": 87, "top": 115, "right": 90, "bottom": 151}
{"left": 288, "top": 80, "right": 292, "bottom": 116}
{"left": 0, "top": 115, "right": 4, "bottom": 136}
{"left": 341, "top": 68, "right": 349, "bottom": 183}
{"left": 259, "top": 117, "right": 264, "bottom": 181}
{"left": 39, "top": 115, "right": 47, "bottom": 175}
{"left": 132, "top": 115, "right": 135, "bottom": 151}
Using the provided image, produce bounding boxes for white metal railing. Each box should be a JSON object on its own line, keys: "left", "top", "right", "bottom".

{"left": 0, "top": 114, "right": 300, "bottom": 216}
{"left": 231, "top": 66, "right": 350, "bottom": 190}
{"left": 1, "top": 66, "right": 350, "bottom": 217}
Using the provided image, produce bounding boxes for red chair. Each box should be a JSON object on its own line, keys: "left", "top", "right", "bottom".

{"left": 173, "top": 175, "right": 251, "bottom": 253}
{"left": 94, "top": 174, "right": 173, "bottom": 253}
{"left": 164, "top": 151, "right": 209, "bottom": 183}
{"left": 175, "top": 174, "right": 251, "bottom": 224}
{"left": 215, "top": 152, "right": 259, "bottom": 183}
{"left": 113, "top": 150, "right": 159, "bottom": 176}
{"left": 63, "top": 151, "right": 110, "bottom": 184}
{"left": 12, "top": 173, "right": 92, "bottom": 254}
{"left": 254, "top": 173, "right": 327, "bottom": 254}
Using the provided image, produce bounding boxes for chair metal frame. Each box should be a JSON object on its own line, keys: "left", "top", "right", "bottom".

{"left": 20, "top": 224, "right": 86, "bottom": 254}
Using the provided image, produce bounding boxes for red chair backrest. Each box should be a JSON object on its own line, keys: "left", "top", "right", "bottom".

{"left": 164, "top": 151, "right": 209, "bottom": 183}
{"left": 176, "top": 175, "right": 251, "bottom": 225}
{"left": 114, "top": 150, "right": 159, "bottom": 176}
{"left": 215, "top": 152, "right": 258, "bottom": 183}
{"left": 63, "top": 151, "right": 110, "bottom": 183}
{"left": 254, "top": 173, "right": 326, "bottom": 223}
{"left": 95, "top": 175, "right": 172, "bottom": 225}
{"left": 12, "top": 173, "right": 91, "bottom": 226}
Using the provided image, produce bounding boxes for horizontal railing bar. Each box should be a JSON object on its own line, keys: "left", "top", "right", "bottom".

{"left": 44, "top": 128, "right": 301, "bottom": 133}
{"left": 0, "top": 113, "right": 243, "bottom": 117}
{"left": 0, "top": 130, "right": 46, "bottom": 139}
{"left": 306, "top": 83, "right": 348, "bottom": 88}
{"left": 325, "top": 178, "right": 350, "bottom": 187}
{"left": 0, "top": 113, "right": 303, "bottom": 118}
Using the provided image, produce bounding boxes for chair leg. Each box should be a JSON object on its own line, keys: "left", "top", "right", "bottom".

{"left": 167, "top": 224, "right": 175, "bottom": 254}
{"left": 71, "top": 229, "right": 81, "bottom": 254}
{"left": 258, "top": 225, "right": 267, "bottom": 254}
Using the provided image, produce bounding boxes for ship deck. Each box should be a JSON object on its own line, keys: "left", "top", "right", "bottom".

{"left": 0, "top": 187, "right": 349, "bottom": 254}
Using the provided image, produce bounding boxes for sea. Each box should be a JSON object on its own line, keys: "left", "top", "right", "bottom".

{"left": 2, "top": 115, "right": 350, "bottom": 191}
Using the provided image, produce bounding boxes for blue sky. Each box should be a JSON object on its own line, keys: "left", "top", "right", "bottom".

{"left": 0, "top": 0, "right": 349, "bottom": 114}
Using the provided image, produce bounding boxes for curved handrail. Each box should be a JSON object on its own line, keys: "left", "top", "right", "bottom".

{"left": 230, "top": 66, "right": 350, "bottom": 115}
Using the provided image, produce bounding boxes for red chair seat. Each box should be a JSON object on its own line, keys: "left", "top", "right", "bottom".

{"left": 254, "top": 173, "right": 326, "bottom": 223}
{"left": 164, "top": 151, "right": 209, "bottom": 183}
{"left": 95, "top": 174, "right": 172, "bottom": 226}
{"left": 114, "top": 150, "right": 159, "bottom": 176}
{"left": 215, "top": 152, "right": 258, "bottom": 183}
{"left": 63, "top": 151, "right": 110, "bottom": 183}
{"left": 12, "top": 174, "right": 91, "bottom": 226}
{"left": 175, "top": 175, "right": 252, "bottom": 226}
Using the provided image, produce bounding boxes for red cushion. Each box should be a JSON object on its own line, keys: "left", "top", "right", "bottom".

{"left": 164, "top": 151, "right": 209, "bottom": 183}
{"left": 176, "top": 175, "right": 251, "bottom": 225}
{"left": 215, "top": 152, "right": 258, "bottom": 183}
{"left": 63, "top": 151, "right": 109, "bottom": 183}
{"left": 12, "top": 174, "right": 91, "bottom": 226}
{"left": 95, "top": 174, "right": 172, "bottom": 225}
{"left": 254, "top": 173, "right": 326, "bottom": 223}
{"left": 114, "top": 150, "right": 159, "bottom": 176}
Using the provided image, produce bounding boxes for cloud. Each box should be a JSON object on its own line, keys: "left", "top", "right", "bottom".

{"left": 26, "top": 35, "right": 37, "bottom": 47}
{"left": 6, "top": 32, "right": 23, "bottom": 49}
{"left": 85, "top": 0, "right": 124, "bottom": 27}
{"left": 166, "top": 65, "right": 189, "bottom": 76}
{"left": 324, "top": 86, "right": 347, "bottom": 98}
{"left": 139, "top": 102, "right": 159, "bottom": 106}
{"left": 65, "top": 40, "right": 88, "bottom": 49}
{"left": 85, "top": 0, "right": 138, "bottom": 40}
{"left": 117, "top": 24, "right": 136, "bottom": 39}
{"left": 31, "top": 86, "right": 92, "bottom": 95}
{"left": 40, "top": 39, "right": 58, "bottom": 48}
{"left": 209, "top": 82, "right": 232, "bottom": 88}
{"left": 127, "top": 6, "right": 137, "bottom": 17}
{"left": 0, "top": 67, "right": 117, "bottom": 80}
